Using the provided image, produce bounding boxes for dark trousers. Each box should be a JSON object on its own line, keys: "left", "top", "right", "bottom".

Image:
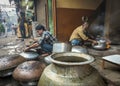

{"left": 20, "top": 26, "right": 26, "bottom": 38}
{"left": 41, "top": 43, "right": 53, "bottom": 53}
{"left": 70, "top": 39, "right": 84, "bottom": 46}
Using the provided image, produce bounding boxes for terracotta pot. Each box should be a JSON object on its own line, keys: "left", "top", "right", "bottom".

{"left": 13, "top": 61, "right": 46, "bottom": 86}
{"left": 38, "top": 52, "right": 106, "bottom": 86}
{"left": 0, "top": 54, "right": 26, "bottom": 77}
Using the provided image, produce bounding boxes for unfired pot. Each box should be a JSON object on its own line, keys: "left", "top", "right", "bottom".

{"left": 0, "top": 54, "right": 26, "bottom": 77}
{"left": 13, "top": 61, "right": 46, "bottom": 86}
{"left": 38, "top": 52, "right": 106, "bottom": 86}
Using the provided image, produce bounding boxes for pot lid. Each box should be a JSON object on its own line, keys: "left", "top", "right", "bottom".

{"left": 0, "top": 54, "right": 26, "bottom": 71}
{"left": 13, "top": 61, "right": 46, "bottom": 81}
{"left": 20, "top": 51, "right": 39, "bottom": 60}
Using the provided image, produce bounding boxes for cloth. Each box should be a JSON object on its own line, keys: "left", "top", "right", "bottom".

{"left": 41, "top": 43, "right": 53, "bottom": 53}
{"left": 69, "top": 25, "right": 88, "bottom": 41}
{"left": 17, "top": 23, "right": 29, "bottom": 38}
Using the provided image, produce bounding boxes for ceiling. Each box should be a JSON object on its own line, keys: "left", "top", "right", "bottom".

{"left": 57, "top": 0, "right": 103, "bottom": 10}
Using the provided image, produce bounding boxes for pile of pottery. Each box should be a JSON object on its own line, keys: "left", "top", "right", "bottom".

{"left": 0, "top": 41, "right": 46, "bottom": 86}
{"left": 0, "top": 42, "right": 107, "bottom": 86}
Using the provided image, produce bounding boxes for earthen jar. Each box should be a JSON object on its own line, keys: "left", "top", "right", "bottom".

{"left": 13, "top": 61, "right": 46, "bottom": 86}
{"left": 0, "top": 54, "right": 26, "bottom": 77}
{"left": 38, "top": 52, "right": 106, "bottom": 86}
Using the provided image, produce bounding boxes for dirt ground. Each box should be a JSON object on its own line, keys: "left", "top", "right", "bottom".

{"left": 88, "top": 47, "right": 120, "bottom": 86}
{"left": 0, "top": 36, "right": 120, "bottom": 86}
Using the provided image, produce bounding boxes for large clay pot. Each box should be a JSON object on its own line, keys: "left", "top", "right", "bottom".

{"left": 38, "top": 52, "right": 106, "bottom": 86}
{"left": 0, "top": 54, "right": 26, "bottom": 77}
{"left": 13, "top": 61, "right": 46, "bottom": 86}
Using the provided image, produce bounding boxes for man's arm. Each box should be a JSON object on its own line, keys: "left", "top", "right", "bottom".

{"left": 24, "top": 42, "right": 39, "bottom": 51}
{"left": 87, "top": 38, "right": 97, "bottom": 44}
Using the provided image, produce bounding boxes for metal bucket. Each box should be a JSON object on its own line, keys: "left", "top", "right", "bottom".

{"left": 92, "top": 39, "right": 108, "bottom": 50}
{"left": 71, "top": 46, "right": 88, "bottom": 54}
{"left": 44, "top": 42, "right": 72, "bottom": 64}
{"left": 52, "top": 42, "right": 71, "bottom": 53}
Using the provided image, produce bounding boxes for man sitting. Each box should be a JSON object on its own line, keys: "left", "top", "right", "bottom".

{"left": 24, "top": 24, "right": 57, "bottom": 55}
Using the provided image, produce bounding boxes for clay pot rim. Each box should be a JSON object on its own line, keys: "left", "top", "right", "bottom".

{"left": 50, "top": 52, "right": 94, "bottom": 66}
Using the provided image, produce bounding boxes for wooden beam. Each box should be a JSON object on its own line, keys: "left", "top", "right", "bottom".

{"left": 52, "top": 0, "right": 57, "bottom": 36}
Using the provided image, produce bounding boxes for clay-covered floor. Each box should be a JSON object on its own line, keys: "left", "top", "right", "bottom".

{"left": 0, "top": 36, "right": 120, "bottom": 86}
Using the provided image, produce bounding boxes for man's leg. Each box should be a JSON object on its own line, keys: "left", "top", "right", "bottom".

{"left": 4, "top": 27, "right": 7, "bottom": 37}
{"left": 23, "top": 28, "right": 26, "bottom": 38}
{"left": 70, "top": 39, "right": 83, "bottom": 46}
{"left": 41, "top": 43, "right": 53, "bottom": 53}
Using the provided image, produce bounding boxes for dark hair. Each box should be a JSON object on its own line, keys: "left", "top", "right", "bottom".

{"left": 35, "top": 24, "right": 46, "bottom": 31}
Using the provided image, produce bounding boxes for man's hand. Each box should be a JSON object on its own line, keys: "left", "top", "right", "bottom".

{"left": 24, "top": 47, "right": 30, "bottom": 52}
{"left": 92, "top": 40, "right": 98, "bottom": 45}
{"left": 23, "top": 42, "right": 39, "bottom": 52}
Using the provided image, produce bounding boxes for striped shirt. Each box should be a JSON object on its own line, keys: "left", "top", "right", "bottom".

{"left": 38, "top": 31, "right": 57, "bottom": 45}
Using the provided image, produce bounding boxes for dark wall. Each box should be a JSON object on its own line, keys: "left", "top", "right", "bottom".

{"left": 89, "top": 0, "right": 106, "bottom": 38}
{"left": 105, "top": 0, "right": 120, "bottom": 44}
{"left": 56, "top": 8, "right": 94, "bottom": 42}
